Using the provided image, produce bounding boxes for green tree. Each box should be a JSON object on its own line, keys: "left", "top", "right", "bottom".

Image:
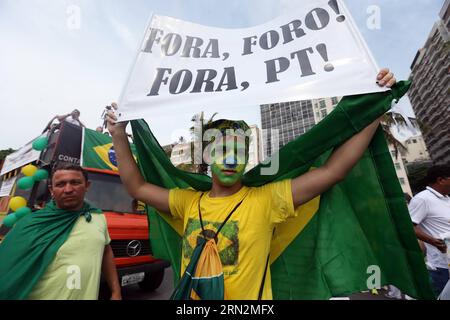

{"left": 0, "top": 149, "right": 15, "bottom": 161}
{"left": 405, "top": 160, "right": 434, "bottom": 195}
{"left": 381, "top": 112, "right": 408, "bottom": 159}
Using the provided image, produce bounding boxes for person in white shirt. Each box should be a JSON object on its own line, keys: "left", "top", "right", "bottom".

{"left": 409, "top": 165, "right": 450, "bottom": 297}
{"left": 43, "top": 109, "right": 86, "bottom": 133}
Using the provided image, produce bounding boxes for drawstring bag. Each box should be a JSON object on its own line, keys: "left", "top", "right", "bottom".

{"left": 171, "top": 194, "right": 243, "bottom": 300}
{"left": 170, "top": 237, "right": 225, "bottom": 300}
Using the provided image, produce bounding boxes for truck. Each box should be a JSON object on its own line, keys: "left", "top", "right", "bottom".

{"left": 0, "top": 121, "right": 170, "bottom": 297}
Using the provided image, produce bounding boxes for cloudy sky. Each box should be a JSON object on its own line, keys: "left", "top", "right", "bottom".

{"left": 0, "top": 0, "right": 444, "bottom": 149}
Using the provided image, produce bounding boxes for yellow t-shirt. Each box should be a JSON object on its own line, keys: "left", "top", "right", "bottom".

{"left": 28, "top": 214, "right": 111, "bottom": 300}
{"left": 169, "top": 179, "right": 295, "bottom": 300}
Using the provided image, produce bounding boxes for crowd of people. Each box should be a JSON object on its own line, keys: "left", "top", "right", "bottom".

{"left": 0, "top": 68, "right": 449, "bottom": 300}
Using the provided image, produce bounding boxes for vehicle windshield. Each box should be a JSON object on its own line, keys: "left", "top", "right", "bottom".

{"left": 85, "top": 171, "right": 145, "bottom": 214}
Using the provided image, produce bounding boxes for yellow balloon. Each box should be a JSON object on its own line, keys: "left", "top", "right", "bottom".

{"left": 9, "top": 196, "right": 27, "bottom": 212}
{"left": 21, "top": 164, "right": 38, "bottom": 177}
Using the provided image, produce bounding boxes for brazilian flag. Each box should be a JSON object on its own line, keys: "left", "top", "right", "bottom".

{"left": 130, "top": 81, "right": 435, "bottom": 300}
{"left": 81, "top": 128, "right": 137, "bottom": 171}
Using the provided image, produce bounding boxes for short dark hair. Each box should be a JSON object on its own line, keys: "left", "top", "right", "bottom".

{"left": 425, "top": 165, "right": 450, "bottom": 185}
{"left": 204, "top": 119, "right": 251, "bottom": 161}
{"left": 403, "top": 193, "right": 412, "bottom": 204}
{"left": 50, "top": 163, "right": 88, "bottom": 184}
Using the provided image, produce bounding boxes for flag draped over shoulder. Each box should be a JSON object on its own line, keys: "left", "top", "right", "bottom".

{"left": 130, "top": 81, "right": 435, "bottom": 300}
{"left": 82, "top": 128, "right": 137, "bottom": 171}
{"left": 0, "top": 202, "right": 102, "bottom": 300}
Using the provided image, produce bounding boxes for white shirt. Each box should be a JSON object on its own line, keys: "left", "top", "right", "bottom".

{"left": 64, "top": 116, "right": 81, "bottom": 126}
{"left": 409, "top": 187, "right": 450, "bottom": 269}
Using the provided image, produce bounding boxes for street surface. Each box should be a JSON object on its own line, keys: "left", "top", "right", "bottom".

{"left": 120, "top": 268, "right": 405, "bottom": 300}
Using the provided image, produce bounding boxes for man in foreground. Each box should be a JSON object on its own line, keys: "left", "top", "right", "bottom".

{"left": 106, "top": 69, "right": 396, "bottom": 299}
{"left": 0, "top": 164, "right": 121, "bottom": 300}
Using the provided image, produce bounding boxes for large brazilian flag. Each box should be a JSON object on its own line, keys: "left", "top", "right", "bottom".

{"left": 81, "top": 128, "right": 137, "bottom": 171}
{"left": 130, "top": 81, "right": 435, "bottom": 300}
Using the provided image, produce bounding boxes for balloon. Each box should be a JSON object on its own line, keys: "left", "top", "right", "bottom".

{"left": 32, "top": 137, "right": 48, "bottom": 151}
{"left": 3, "top": 214, "right": 18, "bottom": 228}
{"left": 9, "top": 196, "right": 27, "bottom": 211}
{"left": 21, "top": 164, "right": 38, "bottom": 177}
{"left": 15, "top": 207, "right": 31, "bottom": 219}
{"left": 33, "top": 169, "right": 49, "bottom": 182}
{"left": 17, "top": 177, "right": 35, "bottom": 190}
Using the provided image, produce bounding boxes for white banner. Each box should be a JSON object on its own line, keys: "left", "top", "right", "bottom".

{"left": 118, "top": 0, "right": 386, "bottom": 121}
{"left": 0, "top": 136, "right": 43, "bottom": 175}
{"left": 0, "top": 176, "right": 17, "bottom": 197}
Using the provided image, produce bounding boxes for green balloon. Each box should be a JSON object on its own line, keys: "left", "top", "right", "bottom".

{"left": 33, "top": 169, "right": 49, "bottom": 182}
{"left": 32, "top": 137, "right": 48, "bottom": 151}
{"left": 3, "top": 214, "right": 18, "bottom": 228}
{"left": 17, "top": 176, "right": 35, "bottom": 190}
{"left": 15, "top": 207, "right": 31, "bottom": 219}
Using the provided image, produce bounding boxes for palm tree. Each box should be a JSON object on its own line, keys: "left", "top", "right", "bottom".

{"left": 0, "top": 148, "right": 15, "bottom": 161}
{"left": 381, "top": 111, "right": 408, "bottom": 159}
{"left": 189, "top": 111, "right": 219, "bottom": 174}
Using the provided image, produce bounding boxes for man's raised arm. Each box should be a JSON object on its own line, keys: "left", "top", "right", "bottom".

{"left": 106, "top": 103, "right": 170, "bottom": 214}
{"left": 291, "top": 68, "right": 396, "bottom": 208}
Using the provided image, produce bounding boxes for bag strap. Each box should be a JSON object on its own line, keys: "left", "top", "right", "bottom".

{"left": 258, "top": 253, "right": 270, "bottom": 300}
{"left": 258, "top": 228, "right": 275, "bottom": 300}
{"left": 198, "top": 192, "right": 245, "bottom": 242}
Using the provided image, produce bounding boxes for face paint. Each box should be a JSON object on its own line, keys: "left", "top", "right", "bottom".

{"left": 211, "top": 162, "right": 246, "bottom": 186}
{"left": 211, "top": 136, "right": 248, "bottom": 186}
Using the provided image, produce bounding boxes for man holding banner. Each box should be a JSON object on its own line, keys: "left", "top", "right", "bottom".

{"left": 102, "top": 0, "right": 435, "bottom": 300}
{"left": 106, "top": 69, "right": 396, "bottom": 300}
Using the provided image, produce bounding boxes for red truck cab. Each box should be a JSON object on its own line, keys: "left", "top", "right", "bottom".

{"left": 83, "top": 167, "right": 170, "bottom": 294}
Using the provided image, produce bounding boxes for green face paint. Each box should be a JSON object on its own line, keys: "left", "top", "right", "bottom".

{"left": 211, "top": 162, "right": 246, "bottom": 186}
{"left": 210, "top": 137, "right": 248, "bottom": 186}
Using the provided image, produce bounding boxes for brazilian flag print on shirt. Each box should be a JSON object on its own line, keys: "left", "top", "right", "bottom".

{"left": 81, "top": 128, "right": 137, "bottom": 171}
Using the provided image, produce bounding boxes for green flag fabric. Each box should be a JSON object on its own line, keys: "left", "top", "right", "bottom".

{"left": 82, "top": 128, "right": 137, "bottom": 171}
{"left": 130, "top": 81, "right": 435, "bottom": 300}
{"left": 0, "top": 201, "right": 102, "bottom": 300}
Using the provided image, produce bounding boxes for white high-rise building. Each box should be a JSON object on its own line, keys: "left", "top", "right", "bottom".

{"left": 312, "top": 96, "right": 341, "bottom": 123}
{"left": 389, "top": 146, "right": 413, "bottom": 196}
{"left": 246, "top": 125, "right": 263, "bottom": 172}
{"left": 402, "top": 135, "right": 430, "bottom": 164}
{"left": 408, "top": 0, "right": 450, "bottom": 165}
